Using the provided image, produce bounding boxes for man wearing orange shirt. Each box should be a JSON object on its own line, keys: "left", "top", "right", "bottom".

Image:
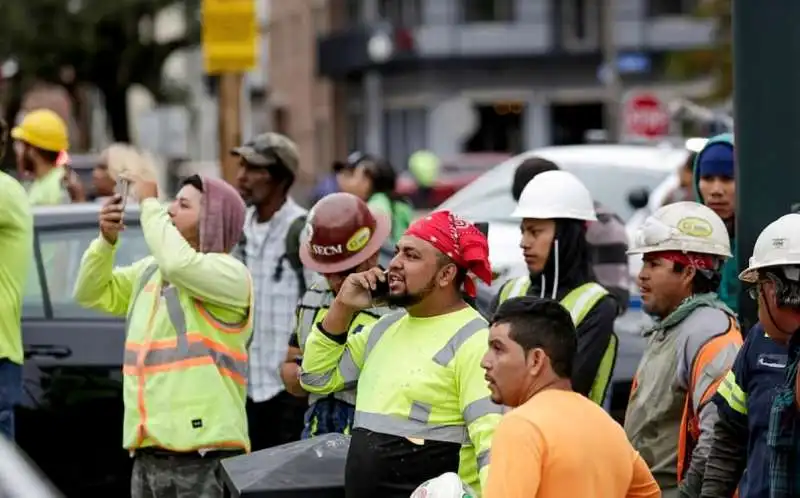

{"left": 481, "top": 296, "right": 661, "bottom": 498}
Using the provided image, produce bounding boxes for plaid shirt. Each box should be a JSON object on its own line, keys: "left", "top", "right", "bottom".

{"left": 234, "top": 198, "right": 315, "bottom": 403}
{"left": 768, "top": 332, "right": 800, "bottom": 498}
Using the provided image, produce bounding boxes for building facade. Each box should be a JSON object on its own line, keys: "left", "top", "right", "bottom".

{"left": 269, "top": 0, "right": 716, "bottom": 182}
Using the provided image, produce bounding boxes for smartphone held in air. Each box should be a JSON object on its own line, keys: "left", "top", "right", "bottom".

{"left": 115, "top": 178, "right": 130, "bottom": 223}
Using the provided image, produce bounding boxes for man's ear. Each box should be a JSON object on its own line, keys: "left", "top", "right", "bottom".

{"left": 438, "top": 263, "right": 457, "bottom": 288}
{"left": 525, "top": 348, "right": 546, "bottom": 378}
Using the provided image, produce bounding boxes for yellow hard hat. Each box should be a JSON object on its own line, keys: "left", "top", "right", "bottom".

{"left": 11, "top": 109, "right": 69, "bottom": 152}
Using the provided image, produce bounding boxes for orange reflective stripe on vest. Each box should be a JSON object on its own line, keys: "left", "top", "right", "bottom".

{"left": 677, "top": 316, "right": 742, "bottom": 481}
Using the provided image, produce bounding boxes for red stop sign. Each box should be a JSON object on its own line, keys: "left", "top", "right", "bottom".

{"left": 624, "top": 93, "right": 669, "bottom": 139}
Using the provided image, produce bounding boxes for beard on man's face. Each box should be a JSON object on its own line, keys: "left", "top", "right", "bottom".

{"left": 386, "top": 276, "right": 436, "bottom": 308}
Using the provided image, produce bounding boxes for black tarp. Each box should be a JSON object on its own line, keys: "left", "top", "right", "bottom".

{"left": 221, "top": 434, "right": 349, "bottom": 498}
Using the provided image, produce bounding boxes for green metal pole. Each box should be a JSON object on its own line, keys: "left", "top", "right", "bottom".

{"left": 733, "top": 0, "right": 800, "bottom": 330}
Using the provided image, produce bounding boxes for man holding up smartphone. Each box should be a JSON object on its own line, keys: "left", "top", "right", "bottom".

{"left": 73, "top": 173, "right": 252, "bottom": 498}
{"left": 300, "top": 211, "right": 502, "bottom": 497}
{"left": 280, "top": 192, "right": 394, "bottom": 439}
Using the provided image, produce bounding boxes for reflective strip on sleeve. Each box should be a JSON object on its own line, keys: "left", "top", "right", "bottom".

{"left": 463, "top": 396, "right": 505, "bottom": 425}
{"left": 302, "top": 311, "right": 405, "bottom": 388}
{"left": 692, "top": 342, "right": 740, "bottom": 410}
{"left": 124, "top": 280, "right": 249, "bottom": 385}
{"left": 476, "top": 448, "right": 490, "bottom": 470}
{"left": 716, "top": 370, "right": 748, "bottom": 415}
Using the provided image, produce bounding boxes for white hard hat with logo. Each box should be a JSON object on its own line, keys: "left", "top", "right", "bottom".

{"left": 511, "top": 170, "right": 597, "bottom": 221}
{"left": 628, "top": 201, "right": 731, "bottom": 257}
{"left": 409, "top": 472, "right": 477, "bottom": 498}
{"left": 739, "top": 213, "right": 800, "bottom": 283}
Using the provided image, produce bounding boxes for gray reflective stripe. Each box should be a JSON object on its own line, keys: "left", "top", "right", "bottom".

{"left": 309, "top": 389, "right": 358, "bottom": 405}
{"left": 162, "top": 286, "right": 189, "bottom": 355}
{"left": 297, "top": 307, "right": 320, "bottom": 349}
{"left": 354, "top": 411, "right": 468, "bottom": 444}
{"left": 300, "top": 370, "right": 333, "bottom": 387}
{"left": 127, "top": 263, "right": 159, "bottom": 323}
{"left": 301, "top": 289, "right": 332, "bottom": 308}
{"left": 432, "top": 318, "right": 488, "bottom": 366}
{"left": 410, "top": 401, "right": 432, "bottom": 423}
{"left": 508, "top": 277, "right": 528, "bottom": 298}
{"left": 364, "top": 311, "right": 406, "bottom": 358}
{"left": 300, "top": 347, "right": 360, "bottom": 388}
{"left": 123, "top": 342, "right": 248, "bottom": 379}
{"left": 463, "top": 396, "right": 505, "bottom": 424}
{"left": 339, "top": 348, "right": 361, "bottom": 383}
{"left": 477, "top": 449, "right": 490, "bottom": 470}
{"left": 692, "top": 341, "right": 740, "bottom": 411}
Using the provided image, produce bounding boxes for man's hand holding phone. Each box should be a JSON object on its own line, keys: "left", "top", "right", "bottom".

{"left": 323, "top": 267, "right": 388, "bottom": 335}
{"left": 99, "top": 195, "right": 125, "bottom": 245}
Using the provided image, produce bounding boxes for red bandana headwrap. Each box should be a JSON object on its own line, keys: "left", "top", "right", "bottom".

{"left": 653, "top": 250, "right": 715, "bottom": 270}
{"left": 405, "top": 210, "right": 492, "bottom": 297}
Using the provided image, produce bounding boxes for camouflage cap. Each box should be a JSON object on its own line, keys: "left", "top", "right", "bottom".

{"left": 231, "top": 132, "right": 298, "bottom": 174}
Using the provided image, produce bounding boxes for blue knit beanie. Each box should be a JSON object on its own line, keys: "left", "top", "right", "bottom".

{"left": 697, "top": 143, "right": 734, "bottom": 178}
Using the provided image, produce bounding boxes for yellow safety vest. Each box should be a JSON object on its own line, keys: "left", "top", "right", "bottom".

{"left": 122, "top": 263, "right": 253, "bottom": 452}
{"left": 498, "top": 277, "right": 617, "bottom": 405}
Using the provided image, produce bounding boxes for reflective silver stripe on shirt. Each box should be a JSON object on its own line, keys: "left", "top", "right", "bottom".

{"left": 463, "top": 396, "right": 505, "bottom": 424}
{"left": 432, "top": 318, "right": 488, "bottom": 366}
{"left": 353, "top": 411, "right": 469, "bottom": 444}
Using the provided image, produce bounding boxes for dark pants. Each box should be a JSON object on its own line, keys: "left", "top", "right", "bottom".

{"left": 246, "top": 391, "right": 306, "bottom": 451}
{"left": 0, "top": 359, "right": 21, "bottom": 441}
{"left": 131, "top": 450, "right": 232, "bottom": 498}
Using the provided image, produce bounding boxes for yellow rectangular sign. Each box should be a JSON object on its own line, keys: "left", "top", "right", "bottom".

{"left": 201, "top": 0, "right": 257, "bottom": 74}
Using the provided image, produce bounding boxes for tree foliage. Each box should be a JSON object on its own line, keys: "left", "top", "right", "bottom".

{"left": 665, "top": 0, "right": 732, "bottom": 103}
{"left": 0, "top": 0, "right": 201, "bottom": 142}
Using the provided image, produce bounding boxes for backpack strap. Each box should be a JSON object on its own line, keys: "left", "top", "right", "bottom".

{"left": 278, "top": 215, "right": 308, "bottom": 296}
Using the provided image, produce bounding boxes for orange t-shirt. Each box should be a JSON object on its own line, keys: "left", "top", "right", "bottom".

{"left": 484, "top": 389, "right": 661, "bottom": 498}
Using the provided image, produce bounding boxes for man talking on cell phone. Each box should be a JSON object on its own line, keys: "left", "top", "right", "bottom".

{"left": 73, "top": 170, "right": 253, "bottom": 498}
{"left": 300, "top": 211, "right": 502, "bottom": 497}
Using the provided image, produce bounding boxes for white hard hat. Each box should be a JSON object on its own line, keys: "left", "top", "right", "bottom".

{"left": 739, "top": 214, "right": 800, "bottom": 283}
{"left": 410, "top": 472, "right": 477, "bottom": 498}
{"left": 628, "top": 201, "right": 731, "bottom": 257}
{"left": 511, "top": 170, "right": 597, "bottom": 221}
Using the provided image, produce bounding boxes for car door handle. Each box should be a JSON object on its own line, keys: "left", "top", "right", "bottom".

{"left": 24, "top": 345, "right": 73, "bottom": 360}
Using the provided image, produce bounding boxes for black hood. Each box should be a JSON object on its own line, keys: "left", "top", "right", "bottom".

{"left": 529, "top": 219, "right": 594, "bottom": 299}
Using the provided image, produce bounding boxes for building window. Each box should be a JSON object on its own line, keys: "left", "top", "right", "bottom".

{"left": 648, "top": 0, "right": 697, "bottom": 16}
{"left": 345, "top": 0, "right": 361, "bottom": 25}
{"left": 561, "top": 0, "right": 599, "bottom": 49}
{"left": 382, "top": 108, "right": 428, "bottom": 171}
{"left": 379, "top": 0, "right": 423, "bottom": 26}
{"left": 461, "top": 0, "right": 515, "bottom": 23}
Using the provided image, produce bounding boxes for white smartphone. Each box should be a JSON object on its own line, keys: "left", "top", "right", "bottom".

{"left": 116, "top": 178, "right": 130, "bottom": 220}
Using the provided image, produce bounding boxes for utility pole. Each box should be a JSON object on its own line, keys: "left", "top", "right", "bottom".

{"left": 599, "top": 0, "right": 621, "bottom": 142}
{"left": 218, "top": 73, "right": 243, "bottom": 185}
{"left": 734, "top": 0, "right": 800, "bottom": 328}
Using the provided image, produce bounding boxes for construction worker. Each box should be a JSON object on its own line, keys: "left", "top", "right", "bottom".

{"left": 73, "top": 171, "right": 251, "bottom": 498}
{"left": 300, "top": 211, "right": 501, "bottom": 497}
{"left": 0, "top": 117, "right": 33, "bottom": 440}
{"left": 482, "top": 297, "right": 660, "bottom": 498}
{"left": 693, "top": 133, "right": 739, "bottom": 312}
{"left": 510, "top": 157, "right": 632, "bottom": 312}
{"left": 490, "top": 169, "right": 618, "bottom": 406}
{"left": 334, "top": 152, "right": 414, "bottom": 245}
{"left": 719, "top": 214, "right": 800, "bottom": 498}
{"left": 11, "top": 109, "right": 72, "bottom": 205}
{"left": 700, "top": 223, "right": 794, "bottom": 498}
{"left": 624, "top": 201, "right": 743, "bottom": 498}
{"left": 280, "top": 192, "right": 394, "bottom": 438}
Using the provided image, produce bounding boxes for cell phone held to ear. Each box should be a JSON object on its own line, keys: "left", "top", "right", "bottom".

{"left": 370, "top": 270, "right": 390, "bottom": 301}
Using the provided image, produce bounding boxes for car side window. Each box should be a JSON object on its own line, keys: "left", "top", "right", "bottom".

{"left": 23, "top": 247, "right": 46, "bottom": 319}
{"left": 25, "top": 227, "right": 150, "bottom": 319}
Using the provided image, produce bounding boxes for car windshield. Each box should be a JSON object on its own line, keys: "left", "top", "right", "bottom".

{"left": 440, "top": 161, "right": 671, "bottom": 223}
{"left": 24, "top": 226, "right": 150, "bottom": 319}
